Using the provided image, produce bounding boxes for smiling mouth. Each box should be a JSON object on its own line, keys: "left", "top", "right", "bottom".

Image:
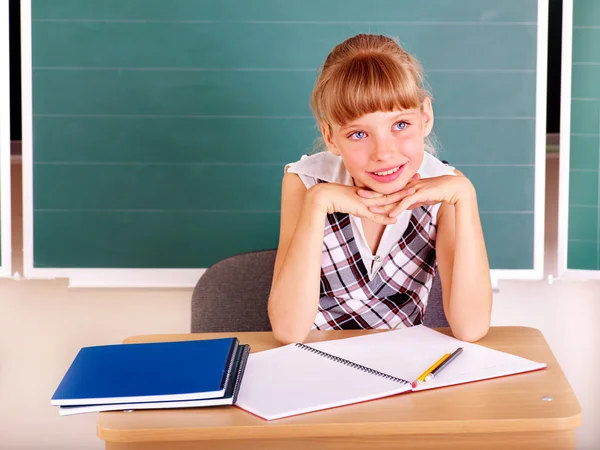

{"left": 371, "top": 166, "right": 401, "bottom": 176}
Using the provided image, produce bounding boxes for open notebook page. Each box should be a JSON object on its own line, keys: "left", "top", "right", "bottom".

{"left": 307, "top": 325, "right": 547, "bottom": 392}
{"left": 235, "top": 343, "right": 412, "bottom": 420}
{"left": 236, "top": 325, "right": 546, "bottom": 420}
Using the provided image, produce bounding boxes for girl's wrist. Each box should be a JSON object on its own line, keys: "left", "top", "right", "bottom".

{"left": 305, "top": 183, "right": 331, "bottom": 216}
{"left": 452, "top": 177, "right": 477, "bottom": 207}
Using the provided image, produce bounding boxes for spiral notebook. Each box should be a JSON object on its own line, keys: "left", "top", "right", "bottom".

{"left": 235, "top": 325, "right": 546, "bottom": 420}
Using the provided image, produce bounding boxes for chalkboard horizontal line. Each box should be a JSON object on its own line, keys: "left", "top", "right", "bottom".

{"left": 34, "top": 114, "right": 535, "bottom": 120}
{"left": 32, "top": 66, "right": 536, "bottom": 74}
{"left": 33, "top": 161, "right": 286, "bottom": 167}
{"left": 574, "top": 25, "right": 600, "bottom": 29}
{"left": 34, "top": 209, "right": 282, "bottom": 213}
{"left": 422, "top": 69, "right": 536, "bottom": 73}
{"left": 400, "top": 116, "right": 534, "bottom": 120}
{"left": 31, "top": 19, "right": 536, "bottom": 26}
{"left": 573, "top": 62, "right": 600, "bottom": 66}
{"left": 32, "top": 19, "right": 216, "bottom": 23}
{"left": 233, "top": 21, "right": 537, "bottom": 26}
{"left": 569, "top": 204, "right": 599, "bottom": 208}
{"left": 33, "top": 208, "right": 530, "bottom": 214}
{"left": 452, "top": 163, "right": 534, "bottom": 167}
{"left": 572, "top": 98, "right": 600, "bottom": 102}
{"left": 571, "top": 169, "right": 600, "bottom": 173}
{"left": 568, "top": 238, "right": 599, "bottom": 243}
{"left": 33, "top": 67, "right": 318, "bottom": 72}
{"left": 31, "top": 161, "right": 533, "bottom": 168}
{"left": 34, "top": 114, "right": 314, "bottom": 119}
{"left": 479, "top": 211, "right": 534, "bottom": 214}
{"left": 571, "top": 133, "right": 600, "bottom": 137}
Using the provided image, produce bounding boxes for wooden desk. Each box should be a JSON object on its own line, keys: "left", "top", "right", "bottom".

{"left": 97, "top": 327, "right": 581, "bottom": 450}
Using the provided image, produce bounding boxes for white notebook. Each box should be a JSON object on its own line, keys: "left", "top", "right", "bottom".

{"left": 236, "top": 325, "right": 546, "bottom": 420}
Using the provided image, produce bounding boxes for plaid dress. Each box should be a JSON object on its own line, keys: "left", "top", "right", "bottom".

{"left": 285, "top": 150, "right": 453, "bottom": 331}
{"left": 313, "top": 196, "right": 439, "bottom": 331}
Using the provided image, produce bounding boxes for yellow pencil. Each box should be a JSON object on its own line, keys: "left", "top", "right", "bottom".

{"left": 411, "top": 353, "right": 450, "bottom": 388}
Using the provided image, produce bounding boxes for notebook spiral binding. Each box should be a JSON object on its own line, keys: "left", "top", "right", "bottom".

{"left": 295, "top": 343, "right": 409, "bottom": 385}
{"left": 231, "top": 345, "right": 251, "bottom": 404}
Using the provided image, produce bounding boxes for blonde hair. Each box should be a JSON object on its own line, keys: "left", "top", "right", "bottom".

{"left": 309, "top": 34, "right": 437, "bottom": 154}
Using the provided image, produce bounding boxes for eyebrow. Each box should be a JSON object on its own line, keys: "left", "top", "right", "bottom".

{"left": 339, "top": 112, "right": 416, "bottom": 132}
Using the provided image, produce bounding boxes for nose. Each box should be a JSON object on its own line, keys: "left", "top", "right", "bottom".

{"left": 371, "top": 134, "right": 396, "bottom": 162}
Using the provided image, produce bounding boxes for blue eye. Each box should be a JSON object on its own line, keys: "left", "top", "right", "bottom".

{"left": 350, "top": 131, "right": 367, "bottom": 140}
{"left": 394, "top": 121, "right": 408, "bottom": 130}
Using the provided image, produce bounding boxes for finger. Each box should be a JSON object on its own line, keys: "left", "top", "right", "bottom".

{"left": 376, "top": 201, "right": 426, "bottom": 214}
{"left": 401, "top": 179, "right": 421, "bottom": 192}
{"left": 368, "top": 203, "right": 396, "bottom": 214}
{"left": 360, "top": 208, "right": 397, "bottom": 225}
{"left": 389, "top": 193, "right": 424, "bottom": 217}
{"left": 371, "top": 193, "right": 425, "bottom": 214}
{"left": 368, "top": 187, "right": 415, "bottom": 207}
{"left": 372, "top": 214, "right": 397, "bottom": 225}
{"left": 388, "top": 203, "right": 404, "bottom": 218}
{"left": 356, "top": 189, "right": 383, "bottom": 198}
{"left": 412, "top": 173, "right": 421, "bottom": 180}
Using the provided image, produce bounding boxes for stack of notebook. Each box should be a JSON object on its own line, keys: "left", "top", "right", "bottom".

{"left": 51, "top": 337, "right": 250, "bottom": 415}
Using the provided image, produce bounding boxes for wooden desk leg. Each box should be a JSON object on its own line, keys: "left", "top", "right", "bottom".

{"left": 105, "top": 430, "right": 576, "bottom": 450}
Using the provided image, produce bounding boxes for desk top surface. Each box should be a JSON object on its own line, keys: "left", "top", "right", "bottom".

{"left": 97, "top": 327, "right": 581, "bottom": 443}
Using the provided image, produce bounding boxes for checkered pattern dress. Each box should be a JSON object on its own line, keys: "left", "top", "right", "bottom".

{"left": 313, "top": 201, "right": 439, "bottom": 330}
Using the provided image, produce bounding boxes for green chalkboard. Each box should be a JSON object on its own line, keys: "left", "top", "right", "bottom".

{"left": 29, "top": 0, "right": 542, "bottom": 272}
{"left": 566, "top": 0, "right": 600, "bottom": 270}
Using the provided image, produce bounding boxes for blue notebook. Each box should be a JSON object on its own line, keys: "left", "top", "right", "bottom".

{"left": 57, "top": 344, "right": 250, "bottom": 415}
{"left": 51, "top": 338, "right": 239, "bottom": 406}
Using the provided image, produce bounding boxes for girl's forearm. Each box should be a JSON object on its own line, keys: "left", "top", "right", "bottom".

{"left": 447, "top": 188, "right": 493, "bottom": 341}
{"left": 268, "top": 188, "right": 328, "bottom": 344}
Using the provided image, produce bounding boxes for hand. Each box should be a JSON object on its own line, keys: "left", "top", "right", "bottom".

{"left": 358, "top": 172, "right": 475, "bottom": 218}
{"left": 308, "top": 177, "right": 419, "bottom": 225}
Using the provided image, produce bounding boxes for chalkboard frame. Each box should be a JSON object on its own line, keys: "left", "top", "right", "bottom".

{"left": 558, "top": 0, "right": 600, "bottom": 279}
{"left": 1, "top": 1, "right": 12, "bottom": 278}
{"left": 20, "top": 0, "right": 549, "bottom": 287}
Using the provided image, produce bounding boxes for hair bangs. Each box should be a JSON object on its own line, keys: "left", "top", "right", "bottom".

{"left": 317, "top": 53, "right": 424, "bottom": 128}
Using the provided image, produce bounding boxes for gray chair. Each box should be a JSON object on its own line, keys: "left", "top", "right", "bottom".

{"left": 191, "top": 249, "right": 449, "bottom": 332}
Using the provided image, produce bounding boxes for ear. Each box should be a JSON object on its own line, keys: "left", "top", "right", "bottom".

{"left": 320, "top": 122, "right": 341, "bottom": 156}
{"left": 421, "top": 97, "right": 434, "bottom": 137}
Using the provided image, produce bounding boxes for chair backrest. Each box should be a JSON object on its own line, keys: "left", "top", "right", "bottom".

{"left": 191, "top": 250, "right": 276, "bottom": 332}
{"left": 422, "top": 270, "right": 449, "bottom": 328}
{"left": 191, "top": 249, "right": 448, "bottom": 332}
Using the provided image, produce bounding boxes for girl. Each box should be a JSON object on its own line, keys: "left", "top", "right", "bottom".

{"left": 268, "top": 34, "right": 492, "bottom": 344}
